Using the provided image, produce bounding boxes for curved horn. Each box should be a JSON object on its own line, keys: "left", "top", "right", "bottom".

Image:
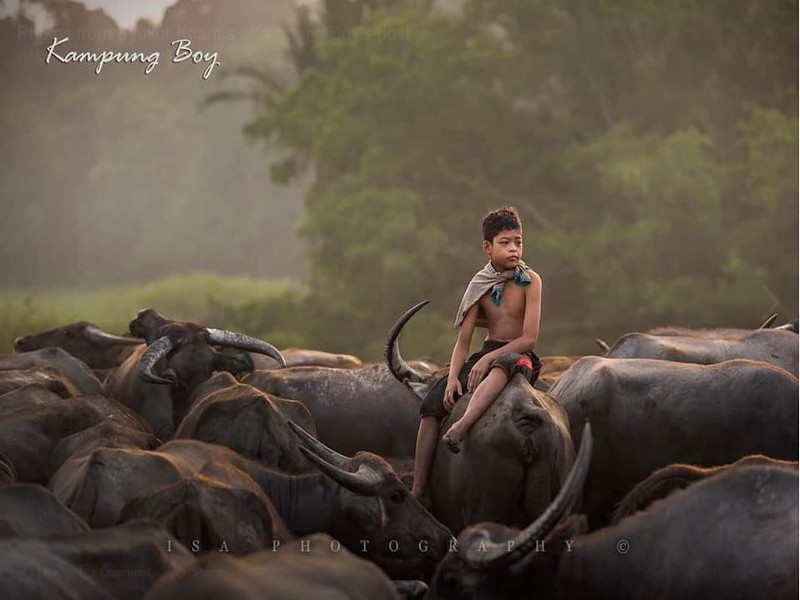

{"left": 137, "top": 336, "right": 175, "bottom": 385}
{"left": 288, "top": 421, "right": 385, "bottom": 495}
{"left": 774, "top": 320, "right": 799, "bottom": 333}
{"left": 83, "top": 325, "right": 143, "bottom": 346}
{"left": 385, "top": 300, "right": 432, "bottom": 385}
{"left": 759, "top": 313, "right": 778, "bottom": 329}
{"left": 594, "top": 338, "right": 610, "bottom": 353}
{"left": 465, "top": 422, "right": 593, "bottom": 569}
{"left": 287, "top": 420, "right": 352, "bottom": 470}
{"left": 298, "top": 446, "right": 384, "bottom": 495}
{"left": 206, "top": 328, "right": 286, "bottom": 367}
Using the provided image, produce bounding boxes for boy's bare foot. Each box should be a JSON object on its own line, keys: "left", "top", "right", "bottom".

{"left": 442, "top": 426, "right": 466, "bottom": 454}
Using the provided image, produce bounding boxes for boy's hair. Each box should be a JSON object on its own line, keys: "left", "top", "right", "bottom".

{"left": 482, "top": 206, "right": 522, "bottom": 242}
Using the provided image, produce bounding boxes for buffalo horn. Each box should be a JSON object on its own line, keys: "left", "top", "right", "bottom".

{"left": 287, "top": 420, "right": 351, "bottom": 470}
{"left": 759, "top": 313, "right": 778, "bottom": 329}
{"left": 594, "top": 338, "right": 610, "bottom": 353}
{"left": 137, "top": 336, "right": 175, "bottom": 385}
{"left": 84, "top": 325, "right": 143, "bottom": 345}
{"left": 385, "top": 300, "right": 432, "bottom": 385}
{"left": 465, "top": 422, "right": 593, "bottom": 569}
{"left": 298, "top": 447, "right": 384, "bottom": 495}
{"left": 206, "top": 328, "right": 286, "bottom": 367}
{"left": 288, "top": 421, "right": 384, "bottom": 495}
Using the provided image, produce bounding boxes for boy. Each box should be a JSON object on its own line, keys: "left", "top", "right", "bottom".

{"left": 411, "top": 206, "right": 542, "bottom": 503}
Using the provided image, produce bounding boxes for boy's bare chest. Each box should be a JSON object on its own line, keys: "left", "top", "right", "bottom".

{"left": 479, "top": 282, "right": 526, "bottom": 324}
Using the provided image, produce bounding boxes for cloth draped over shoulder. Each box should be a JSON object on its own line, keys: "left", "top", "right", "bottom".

{"left": 454, "top": 261, "right": 533, "bottom": 329}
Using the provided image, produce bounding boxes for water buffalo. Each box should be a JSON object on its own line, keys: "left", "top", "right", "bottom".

{"left": 146, "top": 533, "right": 398, "bottom": 600}
{"left": 13, "top": 321, "right": 142, "bottom": 375}
{"left": 0, "top": 384, "right": 154, "bottom": 484}
{"left": 774, "top": 319, "right": 799, "bottom": 332}
{"left": 190, "top": 371, "right": 316, "bottom": 432}
{"left": 537, "top": 355, "right": 583, "bottom": 390}
{"left": 605, "top": 328, "right": 798, "bottom": 375}
{"left": 387, "top": 302, "right": 576, "bottom": 534}
{"left": 284, "top": 421, "right": 453, "bottom": 579}
{"left": 104, "top": 309, "right": 285, "bottom": 440}
{"left": 173, "top": 372, "right": 315, "bottom": 473}
{"left": 428, "top": 439, "right": 797, "bottom": 600}
{"left": 120, "top": 473, "right": 291, "bottom": 556}
{"left": 611, "top": 454, "right": 799, "bottom": 523}
{"left": 0, "top": 483, "right": 89, "bottom": 537}
{"left": 242, "top": 362, "right": 432, "bottom": 457}
{"left": 50, "top": 434, "right": 452, "bottom": 578}
{"left": 49, "top": 420, "right": 159, "bottom": 475}
{"left": 50, "top": 440, "right": 277, "bottom": 529}
{"left": 0, "top": 366, "right": 84, "bottom": 397}
{"left": 550, "top": 356, "right": 798, "bottom": 528}
{"left": 646, "top": 316, "right": 798, "bottom": 337}
{"left": 251, "top": 347, "right": 364, "bottom": 370}
{"left": 0, "top": 520, "right": 194, "bottom": 600}
{"left": 1, "top": 347, "right": 104, "bottom": 396}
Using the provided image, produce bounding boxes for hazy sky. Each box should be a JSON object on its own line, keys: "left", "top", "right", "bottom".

{"left": 1, "top": 1, "right": 320, "bottom": 30}
{"left": 68, "top": 0, "right": 317, "bottom": 29}
{"left": 0, "top": 0, "right": 171, "bottom": 30}
{"left": 79, "top": 0, "right": 173, "bottom": 28}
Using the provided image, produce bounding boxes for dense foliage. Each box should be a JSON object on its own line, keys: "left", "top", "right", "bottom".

{"left": 249, "top": 0, "right": 797, "bottom": 356}
{"left": 2, "top": 0, "right": 796, "bottom": 360}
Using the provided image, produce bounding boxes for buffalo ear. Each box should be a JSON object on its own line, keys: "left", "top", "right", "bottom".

{"left": 508, "top": 406, "right": 548, "bottom": 465}
{"left": 409, "top": 381, "right": 430, "bottom": 397}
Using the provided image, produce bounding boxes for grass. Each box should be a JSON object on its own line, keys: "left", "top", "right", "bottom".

{"left": 0, "top": 271, "right": 306, "bottom": 353}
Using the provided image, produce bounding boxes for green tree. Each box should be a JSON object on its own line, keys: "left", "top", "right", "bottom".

{"left": 249, "top": 6, "right": 518, "bottom": 356}
{"left": 248, "top": 0, "right": 797, "bottom": 357}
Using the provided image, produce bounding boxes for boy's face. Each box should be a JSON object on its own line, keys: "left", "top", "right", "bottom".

{"left": 484, "top": 228, "right": 523, "bottom": 270}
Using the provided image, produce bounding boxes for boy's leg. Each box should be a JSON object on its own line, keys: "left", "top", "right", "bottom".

{"left": 442, "top": 367, "right": 508, "bottom": 454}
{"left": 410, "top": 346, "right": 491, "bottom": 495}
{"left": 411, "top": 415, "right": 439, "bottom": 502}
{"left": 412, "top": 374, "right": 450, "bottom": 503}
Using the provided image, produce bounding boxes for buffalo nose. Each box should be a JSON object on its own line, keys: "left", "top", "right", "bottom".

{"left": 13, "top": 337, "right": 28, "bottom": 351}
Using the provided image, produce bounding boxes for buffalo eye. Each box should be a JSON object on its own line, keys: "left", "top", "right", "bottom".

{"left": 390, "top": 490, "right": 405, "bottom": 504}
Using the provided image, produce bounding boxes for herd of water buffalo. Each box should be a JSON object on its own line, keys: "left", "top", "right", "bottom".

{"left": 0, "top": 303, "right": 797, "bottom": 599}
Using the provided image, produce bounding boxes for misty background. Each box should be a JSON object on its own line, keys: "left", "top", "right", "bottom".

{"left": 0, "top": 0, "right": 797, "bottom": 361}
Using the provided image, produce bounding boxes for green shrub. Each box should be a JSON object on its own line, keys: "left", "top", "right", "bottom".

{"left": 0, "top": 272, "right": 308, "bottom": 353}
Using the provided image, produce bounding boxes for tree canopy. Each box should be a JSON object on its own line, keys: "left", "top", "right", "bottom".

{"left": 246, "top": 0, "right": 798, "bottom": 357}
{"left": 2, "top": 0, "right": 795, "bottom": 360}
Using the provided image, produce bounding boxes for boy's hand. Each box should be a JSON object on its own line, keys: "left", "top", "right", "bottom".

{"left": 467, "top": 355, "right": 494, "bottom": 392}
{"left": 443, "top": 378, "right": 463, "bottom": 411}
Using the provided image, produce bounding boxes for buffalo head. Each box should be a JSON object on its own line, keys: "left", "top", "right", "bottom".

{"left": 129, "top": 309, "right": 286, "bottom": 428}
{"left": 428, "top": 423, "right": 592, "bottom": 599}
{"left": 14, "top": 322, "right": 142, "bottom": 369}
{"left": 288, "top": 420, "right": 454, "bottom": 579}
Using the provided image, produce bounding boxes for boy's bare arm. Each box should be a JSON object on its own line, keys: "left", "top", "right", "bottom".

{"left": 443, "top": 304, "right": 478, "bottom": 408}
{"left": 466, "top": 273, "right": 542, "bottom": 391}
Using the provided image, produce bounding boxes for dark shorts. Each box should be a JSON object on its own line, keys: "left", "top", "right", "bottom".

{"left": 419, "top": 340, "right": 542, "bottom": 421}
